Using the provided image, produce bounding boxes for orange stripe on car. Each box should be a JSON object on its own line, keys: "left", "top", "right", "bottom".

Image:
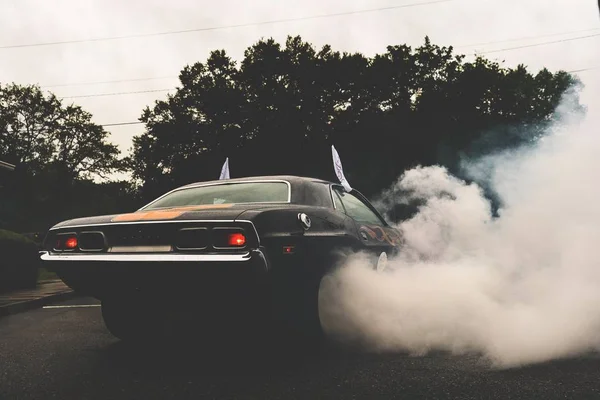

{"left": 111, "top": 204, "right": 234, "bottom": 222}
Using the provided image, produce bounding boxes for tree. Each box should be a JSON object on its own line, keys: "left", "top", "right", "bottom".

{"left": 0, "top": 84, "right": 122, "bottom": 180}
{"left": 0, "top": 84, "right": 127, "bottom": 232}
{"left": 130, "top": 36, "right": 582, "bottom": 202}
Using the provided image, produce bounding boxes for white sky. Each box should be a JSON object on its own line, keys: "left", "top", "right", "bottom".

{"left": 1, "top": 0, "right": 599, "bottom": 156}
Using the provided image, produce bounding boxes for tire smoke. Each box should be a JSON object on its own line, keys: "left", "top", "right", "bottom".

{"left": 319, "top": 80, "right": 600, "bottom": 368}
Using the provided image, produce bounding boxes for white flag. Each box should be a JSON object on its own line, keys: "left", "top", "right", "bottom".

{"left": 219, "top": 157, "right": 230, "bottom": 180}
{"left": 331, "top": 145, "right": 352, "bottom": 192}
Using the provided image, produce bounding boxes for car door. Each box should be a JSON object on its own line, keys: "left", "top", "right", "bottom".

{"left": 331, "top": 185, "right": 402, "bottom": 267}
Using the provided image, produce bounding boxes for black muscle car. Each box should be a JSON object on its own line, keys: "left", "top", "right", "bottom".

{"left": 40, "top": 176, "right": 402, "bottom": 343}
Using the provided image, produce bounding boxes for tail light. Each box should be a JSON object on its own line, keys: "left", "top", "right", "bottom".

{"left": 227, "top": 233, "right": 246, "bottom": 247}
{"left": 213, "top": 228, "right": 247, "bottom": 249}
{"left": 65, "top": 237, "right": 78, "bottom": 249}
{"left": 54, "top": 233, "right": 78, "bottom": 251}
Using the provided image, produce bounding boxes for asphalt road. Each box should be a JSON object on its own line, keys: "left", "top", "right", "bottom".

{"left": 2, "top": 298, "right": 600, "bottom": 400}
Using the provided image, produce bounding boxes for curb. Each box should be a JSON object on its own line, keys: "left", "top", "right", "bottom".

{"left": 0, "top": 290, "right": 78, "bottom": 319}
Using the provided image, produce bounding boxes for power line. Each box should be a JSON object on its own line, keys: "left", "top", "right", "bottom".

{"left": 51, "top": 30, "right": 599, "bottom": 102}
{"left": 476, "top": 32, "right": 600, "bottom": 55}
{"left": 567, "top": 66, "right": 600, "bottom": 73}
{"left": 0, "top": 0, "right": 454, "bottom": 50}
{"left": 101, "top": 121, "right": 144, "bottom": 127}
{"left": 37, "top": 27, "right": 599, "bottom": 90}
{"left": 456, "top": 27, "right": 600, "bottom": 49}
{"left": 44, "top": 75, "right": 176, "bottom": 88}
{"left": 61, "top": 88, "right": 172, "bottom": 99}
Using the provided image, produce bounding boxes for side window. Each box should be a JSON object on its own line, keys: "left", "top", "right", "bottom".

{"left": 333, "top": 187, "right": 385, "bottom": 226}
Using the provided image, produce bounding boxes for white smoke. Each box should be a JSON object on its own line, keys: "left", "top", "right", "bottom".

{"left": 319, "top": 78, "right": 600, "bottom": 368}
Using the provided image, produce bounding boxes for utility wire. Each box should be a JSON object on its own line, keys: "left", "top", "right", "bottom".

{"left": 456, "top": 27, "right": 600, "bottom": 49}
{"left": 476, "top": 32, "right": 600, "bottom": 55}
{"left": 101, "top": 121, "right": 144, "bottom": 127}
{"left": 61, "top": 88, "right": 172, "bottom": 99}
{"left": 567, "top": 66, "right": 600, "bottom": 73}
{"left": 0, "top": 0, "right": 453, "bottom": 50}
{"left": 42, "top": 27, "right": 600, "bottom": 90}
{"left": 60, "top": 29, "right": 600, "bottom": 100}
{"left": 45, "top": 75, "right": 176, "bottom": 88}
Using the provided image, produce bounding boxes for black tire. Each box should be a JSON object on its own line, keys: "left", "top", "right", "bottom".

{"left": 268, "top": 263, "right": 327, "bottom": 350}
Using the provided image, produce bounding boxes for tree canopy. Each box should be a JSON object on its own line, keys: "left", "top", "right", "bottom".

{"left": 130, "top": 36, "right": 581, "bottom": 202}
{"left": 0, "top": 84, "right": 129, "bottom": 231}
{"left": 0, "top": 84, "right": 123, "bottom": 180}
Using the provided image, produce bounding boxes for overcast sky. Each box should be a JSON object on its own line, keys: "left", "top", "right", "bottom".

{"left": 1, "top": 0, "right": 599, "bottom": 156}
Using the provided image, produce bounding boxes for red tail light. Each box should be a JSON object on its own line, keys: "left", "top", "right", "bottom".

{"left": 54, "top": 234, "right": 78, "bottom": 251}
{"left": 65, "top": 237, "right": 78, "bottom": 249}
{"left": 227, "top": 233, "right": 246, "bottom": 247}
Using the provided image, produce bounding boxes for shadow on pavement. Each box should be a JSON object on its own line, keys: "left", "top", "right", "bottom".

{"left": 93, "top": 334, "right": 353, "bottom": 379}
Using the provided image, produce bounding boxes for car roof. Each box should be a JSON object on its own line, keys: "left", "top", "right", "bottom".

{"left": 179, "top": 175, "right": 335, "bottom": 189}
{"left": 170, "top": 175, "right": 339, "bottom": 209}
{"left": 144, "top": 175, "right": 390, "bottom": 226}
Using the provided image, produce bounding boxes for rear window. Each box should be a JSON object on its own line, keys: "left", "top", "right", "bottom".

{"left": 144, "top": 181, "right": 290, "bottom": 210}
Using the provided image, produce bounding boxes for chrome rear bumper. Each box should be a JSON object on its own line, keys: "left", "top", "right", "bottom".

{"left": 39, "top": 251, "right": 254, "bottom": 263}
{"left": 39, "top": 249, "right": 271, "bottom": 300}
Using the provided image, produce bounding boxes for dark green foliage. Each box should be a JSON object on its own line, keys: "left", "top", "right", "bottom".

{"left": 0, "top": 173, "right": 141, "bottom": 233}
{"left": 0, "top": 84, "right": 134, "bottom": 232}
{"left": 0, "top": 229, "right": 39, "bottom": 291}
{"left": 130, "top": 36, "right": 582, "bottom": 202}
{"left": 0, "top": 84, "right": 124, "bottom": 180}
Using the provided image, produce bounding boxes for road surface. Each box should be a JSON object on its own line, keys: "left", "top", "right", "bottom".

{"left": 1, "top": 297, "right": 600, "bottom": 400}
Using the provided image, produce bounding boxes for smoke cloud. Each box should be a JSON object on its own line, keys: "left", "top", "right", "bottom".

{"left": 318, "top": 80, "right": 600, "bottom": 368}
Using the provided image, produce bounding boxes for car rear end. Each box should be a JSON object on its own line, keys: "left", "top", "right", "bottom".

{"left": 40, "top": 220, "right": 269, "bottom": 306}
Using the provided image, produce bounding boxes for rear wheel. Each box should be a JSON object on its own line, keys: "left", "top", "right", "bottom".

{"left": 267, "top": 254, "right": 329, "bottom": 349}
